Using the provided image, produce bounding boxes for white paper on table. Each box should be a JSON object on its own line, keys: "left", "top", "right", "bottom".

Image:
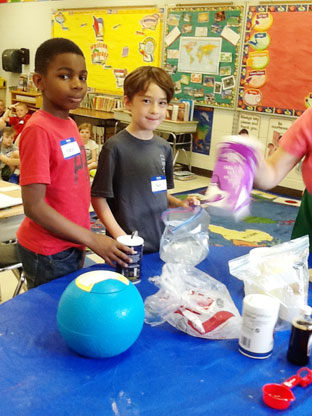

{"left": 0, "top": 193, "right": 23, "bottom": 209}
{"left": 0, "top": 185, "right": 20, "bottom": 192}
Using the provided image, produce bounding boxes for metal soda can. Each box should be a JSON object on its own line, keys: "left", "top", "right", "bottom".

{"left": 239, "top": 294, "right": 280, "bottom": 359}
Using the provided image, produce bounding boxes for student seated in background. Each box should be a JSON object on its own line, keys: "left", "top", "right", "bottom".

{"left": 16, "top": 37, "right": 132, "bottom": 289}
{"left": 0, "top": 99, "right": 5, "bottom": 117}
{"left": 91, "top": 66, "right": 198, "bottom": 253}
{"left": 253, "top": 106, "right": 312, "bottom": 252}
{"left": 0, "top": 102, "right": 32, "bottom": 141}
{"left": 0, "top": 126, "right": 20, "bottom": 183}
{"left": 78, "top": 122, "right": 98, "bottom": 171}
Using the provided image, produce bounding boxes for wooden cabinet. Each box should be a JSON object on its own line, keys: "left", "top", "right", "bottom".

{"left": 0, "top": 87, "right": 6, "bottom": 103}
{"left": 10, "top": 90, "right": 42, "bottom": 112}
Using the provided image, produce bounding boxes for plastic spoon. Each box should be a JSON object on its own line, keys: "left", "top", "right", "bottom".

{"left": 262, "top": 367, "right": 312, "bottom": 410}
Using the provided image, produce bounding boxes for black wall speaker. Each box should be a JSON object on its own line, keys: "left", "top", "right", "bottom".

{"left": 2, "top": 49, "right": 22, "bottom": 73}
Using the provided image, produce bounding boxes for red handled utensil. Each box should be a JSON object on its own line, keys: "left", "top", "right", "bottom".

{"left": 262, "top": 367, "right": 312, "bottom": 410}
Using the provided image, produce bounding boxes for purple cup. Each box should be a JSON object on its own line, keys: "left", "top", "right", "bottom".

{"left": 203, "top": 135, "right": 261, "bottom": 220}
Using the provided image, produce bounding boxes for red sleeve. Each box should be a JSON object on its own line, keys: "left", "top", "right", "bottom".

{"left": 19, "top": 124, "right": 51, "bottom": 185}
{"left": 280, "top": 107, "right": 312, "bottom": 158}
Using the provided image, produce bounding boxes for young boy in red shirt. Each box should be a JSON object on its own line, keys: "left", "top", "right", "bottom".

{"left": 16, "top": 37, "right": 132, "bottom": 288}
{"left": 0, "top": 102, "right": 32, "bottom": 141}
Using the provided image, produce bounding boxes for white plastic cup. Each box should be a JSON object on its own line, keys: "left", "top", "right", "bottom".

{"left": 116, "top": 235, "right": 144, "bottom": 283}
{"left": 239, "top": 294, "right": 280, "bottom": 359}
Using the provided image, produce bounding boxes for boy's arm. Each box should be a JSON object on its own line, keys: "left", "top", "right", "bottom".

{"left": 254, "top": 146, "right": 300, "bottom": 190}
{"left": 1, "top": 104, "right": 16, "bottom": 123}
{"left": 87, "top": 149, "right": 98, "bottom": 170}
{"left": 22, "top": 183, "right": 132, "bottom": 267}
{"left": 167, "top": 192, "right": 199, "bottom": 208}
{"left": 0, "top": 151, "right": 20, "bottom": 167}
{"left": 91, "top": 196, "right": 127, "bottom": 239}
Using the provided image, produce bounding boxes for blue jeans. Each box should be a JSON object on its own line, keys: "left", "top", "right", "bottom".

{"left": 17, "top": 243, "right": 85, "bottom": 289}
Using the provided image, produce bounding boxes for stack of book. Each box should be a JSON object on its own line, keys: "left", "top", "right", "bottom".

{"left": 80, "top": 93, "right": 124, "bottom": 112}
{"left": 173, "top": 170, "right": 196, "bottom": 181}
{"left": 166, "top": 99, "right": 195, "bottom": 122}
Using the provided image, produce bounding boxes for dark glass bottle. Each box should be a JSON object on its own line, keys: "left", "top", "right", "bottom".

{"left": 287, "top": 305, "right": 312, "bottom": 366}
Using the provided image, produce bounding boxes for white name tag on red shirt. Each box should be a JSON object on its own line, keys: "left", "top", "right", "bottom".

{"left": 151, "top": 176, "right": 167, "bottom": 193}
{"left": 60, "top": 137, "right": 81, "bottom": 159}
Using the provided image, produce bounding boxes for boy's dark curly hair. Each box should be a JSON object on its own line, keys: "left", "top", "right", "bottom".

{"left": 35, "top": 38, "right": 84, "bottom": 74}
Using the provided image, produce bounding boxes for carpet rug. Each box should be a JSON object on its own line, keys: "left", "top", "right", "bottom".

{"left": 174, "top": 187, "right": 301, "bottom": 248}
{"left": 90, "top": 188, "right": 300, "bottom": 249}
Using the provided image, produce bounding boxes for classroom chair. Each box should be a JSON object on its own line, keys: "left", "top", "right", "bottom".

{"left": 0, "top": 241, "right": 27, "bottom": 301}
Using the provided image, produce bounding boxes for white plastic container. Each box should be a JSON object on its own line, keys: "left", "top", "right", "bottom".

{"left": 239, "top": 293, "right": 280, "bottom": 359}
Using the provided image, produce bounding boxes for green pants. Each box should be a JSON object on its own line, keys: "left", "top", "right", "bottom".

{"left": 291, "top": 189, "right": 312, "bottom": 252}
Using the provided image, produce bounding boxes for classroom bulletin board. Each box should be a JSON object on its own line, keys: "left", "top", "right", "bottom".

{"left": 52, "top": 8, "right": 164, "bottom": 95}
{"left": 238, "top": 3, "right": 312, "bottom": 117}
{"left": 164, "top": 5, "right": 244, "bottom": 108}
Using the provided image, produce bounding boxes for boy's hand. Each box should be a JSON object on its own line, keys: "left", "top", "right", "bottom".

{"left": 89, "top": 233, "right": 133, "bottom": 267}
{"left": 180, "top": 195, "right": 201, "bottom": 208}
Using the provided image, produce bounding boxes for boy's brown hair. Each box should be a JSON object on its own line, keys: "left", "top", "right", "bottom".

{"left": 3, "top": 126, "right": 15, "bottom": 137}
{"left": 124, "top": 66, "right": 174, "bottom": 103}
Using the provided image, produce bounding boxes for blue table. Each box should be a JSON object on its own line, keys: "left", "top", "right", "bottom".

{"left": 0, "top": 246, "right": 311, "bottom": 416}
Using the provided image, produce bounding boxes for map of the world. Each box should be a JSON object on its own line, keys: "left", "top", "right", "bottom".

{"left": 178, "top": 37, "right": 222, "bottom": 74}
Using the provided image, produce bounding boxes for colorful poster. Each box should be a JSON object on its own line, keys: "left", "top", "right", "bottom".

{"left": 52, "top": 8, "right": 163, "bottom": 95}
{"left": 165, "top": 6, "right": 244, "bottom": 109}
{"left": 192, "top": 106, "right": 214, "bottom": 155}
{"left": 266, "top": 117, "right": 293, "bottom": 157}
{"left": 239, "top": 4, "right": 312, "bottom": 116}
{"left": 237, "top": 113, "right": 261, "bottom": 137}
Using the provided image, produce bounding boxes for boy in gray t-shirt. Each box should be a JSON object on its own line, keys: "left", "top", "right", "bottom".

{"left": 91, "top": 66, "right": 197, "bottom": 252}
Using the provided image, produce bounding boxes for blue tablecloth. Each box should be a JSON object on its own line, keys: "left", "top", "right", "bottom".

{"left": 0, "top": 246, "right": 311, "bottom": 416}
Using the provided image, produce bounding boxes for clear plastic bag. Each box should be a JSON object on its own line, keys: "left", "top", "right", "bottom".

{"left": 229, "top": 236, "right": 310, "bottom": 327}
{"left": 144, "top": 263, "right": 242, "bottom": 339}
{"left": 159, "top": 206, "right": 210, "bottom": 266}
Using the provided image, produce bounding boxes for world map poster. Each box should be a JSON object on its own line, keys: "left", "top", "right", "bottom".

{"left": 164, "top": 6, "right": 244, "bottom": 109}
{"left": 178, "top": 37, "right": 222, "bottom": 75}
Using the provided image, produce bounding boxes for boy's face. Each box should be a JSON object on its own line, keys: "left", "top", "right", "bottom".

{"left": 34, "top": 52, "right": 88, "bottom": 119}
{"left": 2, "top": 133, "right": 14, "bottom": 147}
{"left": 15, "top": 105, "right": 28, "bottom": 118}
{"left": 79, "top": 128, "right": 91, "bottom": 144}
{"left": 124, "top": 82, "right": 168, "bottom": 135}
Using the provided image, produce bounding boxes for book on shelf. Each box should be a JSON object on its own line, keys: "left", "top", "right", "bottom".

{"left": 173, "top": 170, "right": 196, "bottom": 181}
{"left": 165, "top": 99, "right": 195, "bottom": 122}
{"left": 80, "top": 93, "right": 123, "bottom": 112}
{"left": 180, "top": 98, "right": 195, "bottom": 121}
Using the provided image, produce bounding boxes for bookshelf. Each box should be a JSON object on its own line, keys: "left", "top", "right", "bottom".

{"left": 10, "top": 90, "right": 42, "bottom": 112}
{"left": 0, "top": 87, "right": 6, "bottom": 103}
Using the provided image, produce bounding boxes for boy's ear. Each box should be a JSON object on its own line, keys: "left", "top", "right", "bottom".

{"left": 33, "top": 72, "right": 44, "bottom": 92}
{"left": 124, "top": 95, "right": 131, "bottom": 109}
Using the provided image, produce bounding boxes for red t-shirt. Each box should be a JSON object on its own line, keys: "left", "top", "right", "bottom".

{"left": 280, "top": 106, "right": 312, "bottom": 193}
{"left": 17, "top": 110, "right": 91, "bottom": 255}
{"left": 9, "top": 113, "right": 32, "bottom": 139}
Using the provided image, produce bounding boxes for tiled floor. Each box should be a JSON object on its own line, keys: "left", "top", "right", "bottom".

{"left": 0, "top": 174, "right": 211, "bottom": 304}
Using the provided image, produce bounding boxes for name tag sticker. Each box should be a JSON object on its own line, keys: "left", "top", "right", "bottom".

{"left": 151, "top": 176, "right": 167, "bottom": 193}
{"left": 60, "top": 137, "right": 81, "bottom": 159}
